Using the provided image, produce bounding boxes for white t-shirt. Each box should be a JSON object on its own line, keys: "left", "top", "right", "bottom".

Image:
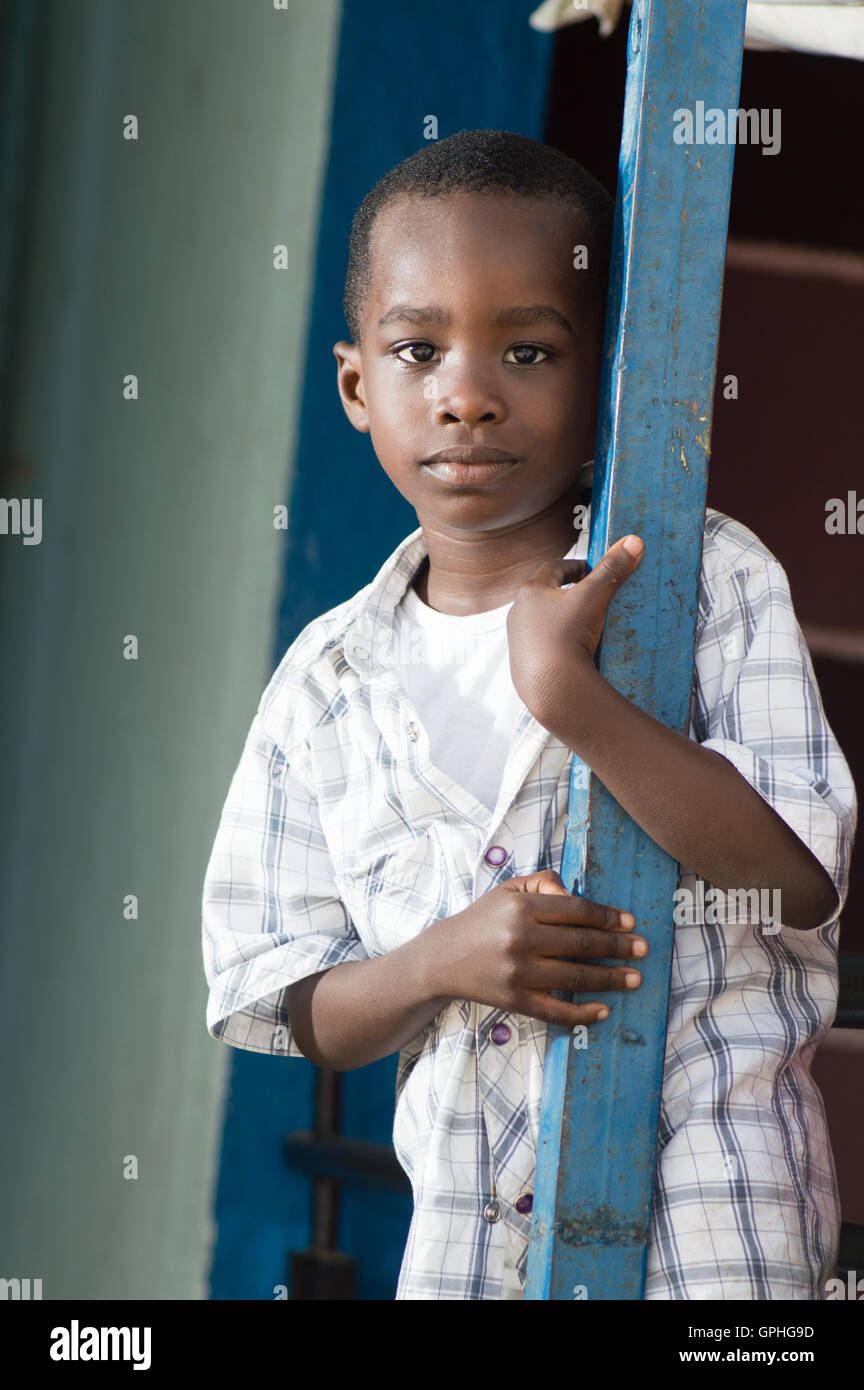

{"left": 391, "top": 584, "right": 521, "bottom": 815}
{"left": 391, "top": 534, "right": 586, "bottom": 819}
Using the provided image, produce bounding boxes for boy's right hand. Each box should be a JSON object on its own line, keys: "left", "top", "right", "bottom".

{"left": 429, "top": 869, "right": 647, "bottom": 1029}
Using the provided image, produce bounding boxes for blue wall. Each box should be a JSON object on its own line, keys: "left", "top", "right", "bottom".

{"left": 210, "top": 0, "right": 555, "bottom": 1300}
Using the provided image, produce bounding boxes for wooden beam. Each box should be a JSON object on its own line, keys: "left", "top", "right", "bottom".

{"left": 527, "top": 0, "right": 748, "bottom": 1301}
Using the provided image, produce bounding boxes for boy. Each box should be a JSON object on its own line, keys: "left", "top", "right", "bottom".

{"left": 202, "top": 130, "right": 856, "bottom": 1300}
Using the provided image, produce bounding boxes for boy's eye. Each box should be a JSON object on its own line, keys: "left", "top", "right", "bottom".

{"left": 504, "top": 344, "right": 550, "bottom": 365}
{"left": 391, "top": 341, "right": 553, "bottom": 367}
{"left": 394, "top": 342, "right": 438, "bottom": 365}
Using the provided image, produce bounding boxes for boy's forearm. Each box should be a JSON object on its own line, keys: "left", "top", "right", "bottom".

{"left": 282, "top": 921, "right": 452, "bottom": 1071}
{"left": 553, "top": 667, "right": 838, "bottom": 930}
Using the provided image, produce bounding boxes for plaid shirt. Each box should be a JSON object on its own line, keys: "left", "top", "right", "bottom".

{"left": 202, "top": 507, "right": 856, "bottom": 1300}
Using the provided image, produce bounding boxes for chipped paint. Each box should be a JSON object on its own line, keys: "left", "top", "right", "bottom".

{"left": 694, "top": 428, "right": 711, "bottom": 455}
{"left": 554, "top": 1205, "right": 651, "bottom": 1249}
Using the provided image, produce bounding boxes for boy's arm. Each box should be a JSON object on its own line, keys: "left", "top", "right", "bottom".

{"left": 287, "top": 870, "right": 648, "bottom": 1071}
{"left": 283, "top": 937, "right": 450, "bottom": 1072}
{"left": 201, "top": 698, "right": 450, "bottom": 1066}
{"left": 204, "top": 704, "right": 648, "bottom": 1068}
{"left": 534, "top": 660, "right": 836, "bottom": 929}
{"left": 507, "top": 535, "right": 847, "bottom": 932}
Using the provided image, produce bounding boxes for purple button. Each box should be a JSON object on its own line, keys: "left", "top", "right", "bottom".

{"left": 490, "top": 1023, "right": 511, "bottom": 1045}
{"left": 484, "top": 845, "right": 508, "bottom": 867}
{"left": 514, "top": 1193, "right": 533, "bottom": 1216}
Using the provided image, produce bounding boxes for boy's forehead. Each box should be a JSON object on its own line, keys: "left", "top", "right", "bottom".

{"left": 365, "top": 192, "right": 596, "bottom": 321}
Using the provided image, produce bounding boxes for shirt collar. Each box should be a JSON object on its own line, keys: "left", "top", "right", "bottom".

{"left": 340, "top": 468, "right": 593, "bottom": 678}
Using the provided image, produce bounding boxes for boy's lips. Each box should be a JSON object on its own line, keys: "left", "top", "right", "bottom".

{"left": 421, "top": 446, "right": 518, "bottom": 487}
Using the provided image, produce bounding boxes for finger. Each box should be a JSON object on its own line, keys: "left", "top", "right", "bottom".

{"left": 514, "top": 869, "right": 570, "bottom": 896}
{"left": 528, "top": 923, "right": 648, "bottom": 960}
{"left": 529, "top": 958, "right": 643, "bottom": 995}
{"left": 582, "top": 534, "right": 644, "bottom": 600}
{"left": 517, "top": 991, "right": 612, "bottom": 1028}
{"left": 523, "top": 891, "right": 636, "bottom": 931}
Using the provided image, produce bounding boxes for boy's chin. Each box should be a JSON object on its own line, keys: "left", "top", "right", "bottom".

{"left": 413, "top": 498, "right": 565, "bottom": 535}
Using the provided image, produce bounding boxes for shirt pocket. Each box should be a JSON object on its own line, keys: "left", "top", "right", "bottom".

{"left": 336, "top": 831, "right": 445, "bottom": 954}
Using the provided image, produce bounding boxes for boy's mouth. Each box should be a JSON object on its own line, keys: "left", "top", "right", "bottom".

{"left": 422, "top": 445, "right": 518, "bottom": 487}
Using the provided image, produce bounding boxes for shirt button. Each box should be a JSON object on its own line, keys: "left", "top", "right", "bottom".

{"left": 352, "top": 646, "right": 369, "bottom": 661}
{"left": 514, "top": 1193, "right": 533, "bottom": 1216}
{"left": 490, "top": 1023, "right": 511, "bottom": 1045}
{"left": 484, "top": 845, "right": 508, "bottom": 867}
{"left": 406, "top": 721, "right": 420, "bottom": 741}
{"left": 483, "top": 1200, "right": 501, "bottom": 1223}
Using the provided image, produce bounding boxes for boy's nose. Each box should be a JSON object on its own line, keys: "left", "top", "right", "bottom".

{"left": 432, "top": 381, "right": 507, "bottom": 428}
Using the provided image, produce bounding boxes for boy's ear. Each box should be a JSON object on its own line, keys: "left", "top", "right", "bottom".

{"left": 333, "top": 341, "right": 370, "bottom": 433}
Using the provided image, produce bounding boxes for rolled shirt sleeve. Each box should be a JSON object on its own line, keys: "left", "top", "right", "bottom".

{"left": 202, "top": 704, "right": 369, "bottom": 1057}
{"left": 691, "top": 531, "right": 857, "bottom": 931}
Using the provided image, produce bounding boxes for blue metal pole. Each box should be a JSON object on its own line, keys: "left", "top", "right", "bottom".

{"left": 527, "top": 0, "right": 748, "bottom": 1300}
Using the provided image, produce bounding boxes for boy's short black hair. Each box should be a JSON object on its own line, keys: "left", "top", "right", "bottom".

{"left": 343, "top": 128, "right": 614, "bottom": 343}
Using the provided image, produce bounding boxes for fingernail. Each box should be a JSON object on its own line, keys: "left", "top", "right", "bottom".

{"left": 622, "top": 535, "right": 643, "bottom": 556}
{"left": 624, "top": 971, "right": 641, "bottom": 988}
{"left": 596, "top": 1008, "right": 610, "bottom": 1020}
{"left": 631, "top": 939, "right": 648, "bottom": 957}
{"left": 619, "top": 912, "right": 636, "bottom": 927}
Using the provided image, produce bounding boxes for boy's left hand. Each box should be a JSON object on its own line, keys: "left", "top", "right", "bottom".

{"left": 506, "top": 534, "right": 644, "bottom": 738}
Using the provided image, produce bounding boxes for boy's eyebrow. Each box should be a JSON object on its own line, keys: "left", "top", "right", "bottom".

{"left": 376, "top": 304, "right": 575, "bottom": 335}
{"left": 377, "top": 305, "right": 450, "bottom": 329}
{"left": 492, "top": 304, "right": 575, "bottom": 336}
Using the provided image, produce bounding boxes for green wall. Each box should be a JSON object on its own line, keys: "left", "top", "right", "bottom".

{"left": 0, "top": 0, "right": 340, "bottom": 1298}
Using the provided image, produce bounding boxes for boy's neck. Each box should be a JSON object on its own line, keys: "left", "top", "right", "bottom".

{"left": 413, "top": 498, "right": 585, "bottom": 616}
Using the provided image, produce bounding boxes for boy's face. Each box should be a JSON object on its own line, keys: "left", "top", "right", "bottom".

{"left": 334, "top": 191, "right": 605, "bottom": 535}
